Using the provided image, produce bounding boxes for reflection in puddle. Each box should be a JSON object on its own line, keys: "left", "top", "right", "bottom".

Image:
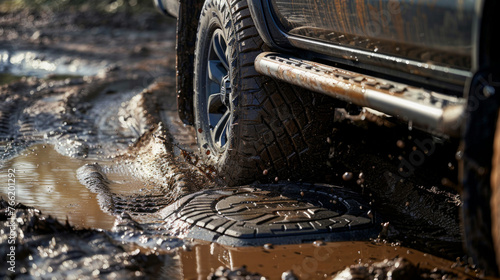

{"left": 0, "top": 144, "right": 116, "bottom": 229}
{"left": 178, "top": 240, "right": 474, "bottom": 279}
{"left": 0, "top": 49, "right": 108, "bottom": 78}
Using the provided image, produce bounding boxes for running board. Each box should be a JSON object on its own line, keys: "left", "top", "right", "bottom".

{"left": 255, "top": 52, "right": 465, "bottom": 137}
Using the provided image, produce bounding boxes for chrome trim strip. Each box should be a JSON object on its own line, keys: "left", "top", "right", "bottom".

{"left": 255, "top": 52, "right": 466, "bottom": 137}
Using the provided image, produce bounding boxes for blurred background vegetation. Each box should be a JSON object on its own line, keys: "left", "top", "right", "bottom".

{"left": 0, "top": 0, "right": 156, "bottom": 14}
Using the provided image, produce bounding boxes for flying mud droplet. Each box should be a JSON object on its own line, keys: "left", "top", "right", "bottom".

{"left": 263, "top": 243, "right": 273, "bottom": 250}
{"left": 357, "top": 172, "right": 365, "bottom": 185}
{"left": 274, "top": 177, "right": 279, "bottom": 182}
{"left": 198, "top": 128, "right": 203, "bottom": 133}
{"left": 367, "top": 210, "right": 374, "bottom": 219}
{"left": 378, "top": 222, "right": 390, "bottom": 239}
{"left": 300, "top": 191, "right": 305, "bottom": 197}
{"left": 206, "top": 150, "right": 210, "bottom": 155}
{"left": 447, "top": 162, "right": 455, "bottom": 170}
{"left": 441, "top": 177, "right": 455, "bottom": 189}
{"left": 263, "top": 169, "right": 268, "bottom": 176}
{"left": 396, "top": 140, "right": 405, "bottom": 149}
{"left": 342, "top": 172, "right": 353, "bottom": 181}
{"left": 281, "top": 270, "right": 298, "bottom": 280}
{"left": 313, "top": 240, "right": 326, "bottom": 247}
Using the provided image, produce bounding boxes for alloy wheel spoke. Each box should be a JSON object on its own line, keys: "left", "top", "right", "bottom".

{"left": 208, "top": 60, "right": 226, "bottom": 85}
{"left": 208, "top": 93, "right": 224, "bottom": 113}
{"left": 213, "top": 32, "right": 229, "bottom": 70}
{"left": 213, "top": 110, "right": 230, "bottom": 146}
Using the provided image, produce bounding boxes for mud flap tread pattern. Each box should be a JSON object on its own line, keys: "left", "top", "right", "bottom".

{"left": 161, "top": 183, "right": 380, "bottom": 246}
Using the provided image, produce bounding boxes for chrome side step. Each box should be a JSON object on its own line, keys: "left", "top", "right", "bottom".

{"left": 255, "top": 52, "right": 466, "bottom": 137}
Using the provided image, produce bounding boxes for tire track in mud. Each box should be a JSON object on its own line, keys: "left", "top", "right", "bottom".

{"left": 0, "top": 71, "right": 215, "bottom": 221}
{"left": 77, "top": 162, "right": 175, "bottom": 219}
{"left": 83, "top": 80, "right": 150, "bottom": 155}
{"left": 0, "top": 98, "right": 20, "bottom": 138}
{"left": 0, "top": 77, "right": 98, "bottom": 161}
{"left": 0, "top": 78, "right": 72, "bottom": 162}
{"left": 0, "top": 97, "right": 26, "bottom": 163}
{"left": 76, "top": 122, "right": 217, "bottom": 223}
{"left": 0, "top": 76, "right": 149, "bottom": 160}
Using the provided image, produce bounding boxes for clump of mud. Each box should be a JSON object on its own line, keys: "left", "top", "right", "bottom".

{"left": 117, "top": 124, "right": 217, "bottom": 198}
{"left": 208, "top": 266, "right": 265, "bottom": 280}
{"left": 332, "top": 257, "right": 459, "bottom": 280}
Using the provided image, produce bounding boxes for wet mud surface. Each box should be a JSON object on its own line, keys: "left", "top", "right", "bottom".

{"left": 0, "top": 7, "right": 492, "bottom": 280}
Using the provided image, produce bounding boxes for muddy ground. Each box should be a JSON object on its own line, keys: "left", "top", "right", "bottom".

{"left": 0, "top": 5, "right": 491, "bottom": 280}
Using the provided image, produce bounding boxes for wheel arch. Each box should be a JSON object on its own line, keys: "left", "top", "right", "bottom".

{"left": 176, "top": 0, "right": 279, "bottom": 125}
{"left": 247, "top": 0, "right": 287, "bottom": 50}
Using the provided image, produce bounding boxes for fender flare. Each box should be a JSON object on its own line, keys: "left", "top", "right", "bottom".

{"left": 175, "top": 0, "right": 282, "bottom": 125}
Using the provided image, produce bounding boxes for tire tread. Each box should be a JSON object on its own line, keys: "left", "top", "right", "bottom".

{"left": 194, "top": 0, "right": 335, "bottom": 186}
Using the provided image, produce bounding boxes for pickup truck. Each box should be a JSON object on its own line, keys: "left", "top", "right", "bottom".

{"left": 154, "top": 0, "right": 500, "bottom": 275}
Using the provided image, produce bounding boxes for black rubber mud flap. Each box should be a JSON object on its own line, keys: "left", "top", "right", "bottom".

{"left": 160, "top": 183, "right": 380, "bottom": 246}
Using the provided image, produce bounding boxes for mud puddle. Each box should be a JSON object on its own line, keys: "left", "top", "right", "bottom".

{"left": 178, "top": 240, "right": 479, "bottom": 279}
{"left": 0, "top": 49, "right": 109, "bottom": 78}
{"left": 0, "top": 140, "right": 179, "bottom": 231}
{"left": 0, "top": 143, "right": 117, "bottom": 229}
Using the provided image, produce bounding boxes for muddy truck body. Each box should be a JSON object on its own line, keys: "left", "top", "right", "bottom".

{"left": 154, "top": 0, "right": 500, "bottom": 275}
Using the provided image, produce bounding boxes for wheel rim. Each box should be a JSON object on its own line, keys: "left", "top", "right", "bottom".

{"left": 204, "top": 28, "right": 232, "bottom": 152}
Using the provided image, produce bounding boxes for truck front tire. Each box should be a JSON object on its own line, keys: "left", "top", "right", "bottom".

{"left": 193, "top": 0, "right": 334, "bottom": 186}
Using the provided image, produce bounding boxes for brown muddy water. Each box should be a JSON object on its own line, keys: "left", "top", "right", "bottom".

{"left": 175, "top": 240, "right": 479, "bottom": 279}
{"left": 0, "top": 143, "right": 116, "bottom": 229}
